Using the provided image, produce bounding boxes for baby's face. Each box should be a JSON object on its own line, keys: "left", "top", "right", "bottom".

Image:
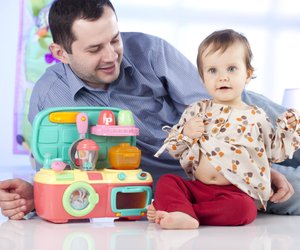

{"left": 201, "top": 42, "right": 252, "bottom": 107}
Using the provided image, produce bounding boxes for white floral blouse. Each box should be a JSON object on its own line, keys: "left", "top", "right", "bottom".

{"left": 155, "top": 99, "right": 300, "bottom": 209}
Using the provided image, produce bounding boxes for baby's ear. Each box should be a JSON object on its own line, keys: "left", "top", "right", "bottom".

{"left": 246, "top": 69, "right": 254, "bottom": 83}
{"left": 49, "top": 43, "right": 69, "bottom": 64}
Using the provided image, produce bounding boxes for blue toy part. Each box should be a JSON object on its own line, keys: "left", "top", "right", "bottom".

{"left": 83, "top": 161, "right": 93, "bottom": 171}
{"left": 31, "top": 107, "right": 137, "bottom": 169}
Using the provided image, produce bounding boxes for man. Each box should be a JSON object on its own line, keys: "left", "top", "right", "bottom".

{"left": 0, "top": 0, "right": 299, "bottom": 220}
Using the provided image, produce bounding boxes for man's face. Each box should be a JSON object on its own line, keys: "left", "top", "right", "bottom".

{"left": 65, "top": 7, "right": 123, "bottom": 89}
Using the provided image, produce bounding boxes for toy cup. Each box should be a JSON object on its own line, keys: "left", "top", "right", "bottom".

{"left": 76, "top": 139, "right": 99, "bottom": 171}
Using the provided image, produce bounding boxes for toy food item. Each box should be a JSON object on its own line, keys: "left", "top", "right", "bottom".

{"left": 109, "top": 143, "right": 141, "bottom": 170}
{"left": 51, "top": 159, "right": 67, "bottom": 171}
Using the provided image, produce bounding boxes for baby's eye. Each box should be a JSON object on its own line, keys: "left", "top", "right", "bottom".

{"left": 227, "top": 66, "right": 237, "bottom": 72}
{"left": 208, "top": 68, "right": 216, "bottom": 74}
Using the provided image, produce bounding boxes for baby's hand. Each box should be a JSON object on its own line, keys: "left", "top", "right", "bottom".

{"left": 286, "top": 112, "right": 297, "bottom": 130}
{"left": 183, "top": 116, "right": 204, "bottom": 139}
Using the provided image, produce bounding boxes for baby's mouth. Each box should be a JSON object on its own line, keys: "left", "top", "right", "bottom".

{"left": 218, "top": 86, "right": 231, "bottom": 90}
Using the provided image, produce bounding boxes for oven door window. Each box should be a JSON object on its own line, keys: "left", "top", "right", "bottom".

{"left": 111, "top": 186, "right": 152, "bottom": 216}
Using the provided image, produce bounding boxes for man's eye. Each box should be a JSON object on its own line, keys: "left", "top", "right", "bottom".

{"left": 111, "top": 39, "right": 119, "bottom": 44}
{"left": 88, "top": 47, "right": 101, "bottom": 53}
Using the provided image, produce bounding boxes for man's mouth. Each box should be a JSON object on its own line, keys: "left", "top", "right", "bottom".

{"left": 98, "top": 64, "right": 116, "bottom": 74}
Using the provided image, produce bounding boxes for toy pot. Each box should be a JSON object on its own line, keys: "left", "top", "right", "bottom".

{"left": 76, "top": 139, "right": 99, "bottom": 171}
{"left": 108, "top": 143, "right": 141, "bottom": 170}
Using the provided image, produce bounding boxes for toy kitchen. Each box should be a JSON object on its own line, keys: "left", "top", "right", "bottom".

{"left": 31, "top": 107, "right": 153, "bottom": 223}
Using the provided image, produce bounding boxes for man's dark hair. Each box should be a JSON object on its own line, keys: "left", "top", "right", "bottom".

{"left": 49, "top": 0, "right": 116, "bottom": 53}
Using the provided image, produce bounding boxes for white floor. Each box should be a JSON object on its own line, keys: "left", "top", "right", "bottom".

{"left": 0, "top": 213, "right": 299, "bottom": 250}
{"left": 1, "top": 167, "right": 300, "bottom": 250}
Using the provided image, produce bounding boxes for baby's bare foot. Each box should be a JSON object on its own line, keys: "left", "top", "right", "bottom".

{"left": 156, "top": 211, "right": 199, "bottom": 229}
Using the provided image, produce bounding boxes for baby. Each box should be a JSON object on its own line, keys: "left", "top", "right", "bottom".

{"left": 148, "top": 29, "right": 300, "bottom": 229}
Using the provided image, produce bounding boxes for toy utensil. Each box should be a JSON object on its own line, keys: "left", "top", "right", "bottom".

{"left": 69, "top": 112, "right": 88, "bottom": 168}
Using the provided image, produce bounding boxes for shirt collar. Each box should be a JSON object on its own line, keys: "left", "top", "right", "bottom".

{"left": 64, "top": 64, "right": 87, "bottom": 99}
{"left": 121, "top": 54, "right": 134, "bottom": 76}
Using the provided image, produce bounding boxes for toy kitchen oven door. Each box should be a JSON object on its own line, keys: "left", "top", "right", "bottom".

{"left": 31, "top": 107, "right": 153, "bottom": 223}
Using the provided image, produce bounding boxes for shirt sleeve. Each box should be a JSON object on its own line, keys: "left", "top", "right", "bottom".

{"left": 260, "top": 108, "right": 300, "bottom": 162}
{"left": 161, "top": 103, "right": 200, "bottom": 156}
{"left": 152, "top": 38, "right": 210, "bottom": 114}
{"left": 28, "top": 82, "right": 43, "bottom": 124}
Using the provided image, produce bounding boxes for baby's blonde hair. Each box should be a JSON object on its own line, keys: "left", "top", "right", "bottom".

{"left": 197, "top": 29, "right": 254, "bottom": 80}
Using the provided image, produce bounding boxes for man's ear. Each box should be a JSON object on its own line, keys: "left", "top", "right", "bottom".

{"left": 49, "top": 43, "right": 69, "bottom": 64}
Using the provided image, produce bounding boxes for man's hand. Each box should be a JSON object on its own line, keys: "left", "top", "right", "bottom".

{"left": 269, "top": 168, "right": 294, "bottom": 203}
{"left": 0, "top": 179, "right": 34, "bottom": 220}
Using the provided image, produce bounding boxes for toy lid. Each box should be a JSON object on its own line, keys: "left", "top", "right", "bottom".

{"left": 77, "top": 139, "right": 99, "bottom": 151}
{"left": 109, "top": 143, "right": 140, "bottom": 154}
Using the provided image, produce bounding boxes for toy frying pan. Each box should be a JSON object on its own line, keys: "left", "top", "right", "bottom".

{"left": 69, "top": 112, "right": 88, "bottom": 168}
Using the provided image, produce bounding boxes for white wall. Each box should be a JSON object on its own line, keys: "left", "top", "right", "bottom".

{"left": 1, "top": 0, "right": 300, "bottom": 168}
{"left": 0, "top": 1, "right": 29, "bottom": 168}
{"left": 113, "top": 0, "right": 300, "bottom": 103}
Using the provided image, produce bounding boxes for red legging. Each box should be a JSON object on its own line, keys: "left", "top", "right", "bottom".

{"left": 153, "top": 174, "right": 257, "bottom": 226}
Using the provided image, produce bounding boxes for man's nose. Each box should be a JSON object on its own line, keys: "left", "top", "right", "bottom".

{"left": 102, "top": 44, "right": 118, "bottom": 61}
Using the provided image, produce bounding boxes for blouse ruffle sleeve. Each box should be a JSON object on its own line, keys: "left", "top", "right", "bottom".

{"left": 264, "top": 108, "right": 300, "bottom": 162}
{"left": 155, "top": 101, "right": 207, "bottom": 178}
